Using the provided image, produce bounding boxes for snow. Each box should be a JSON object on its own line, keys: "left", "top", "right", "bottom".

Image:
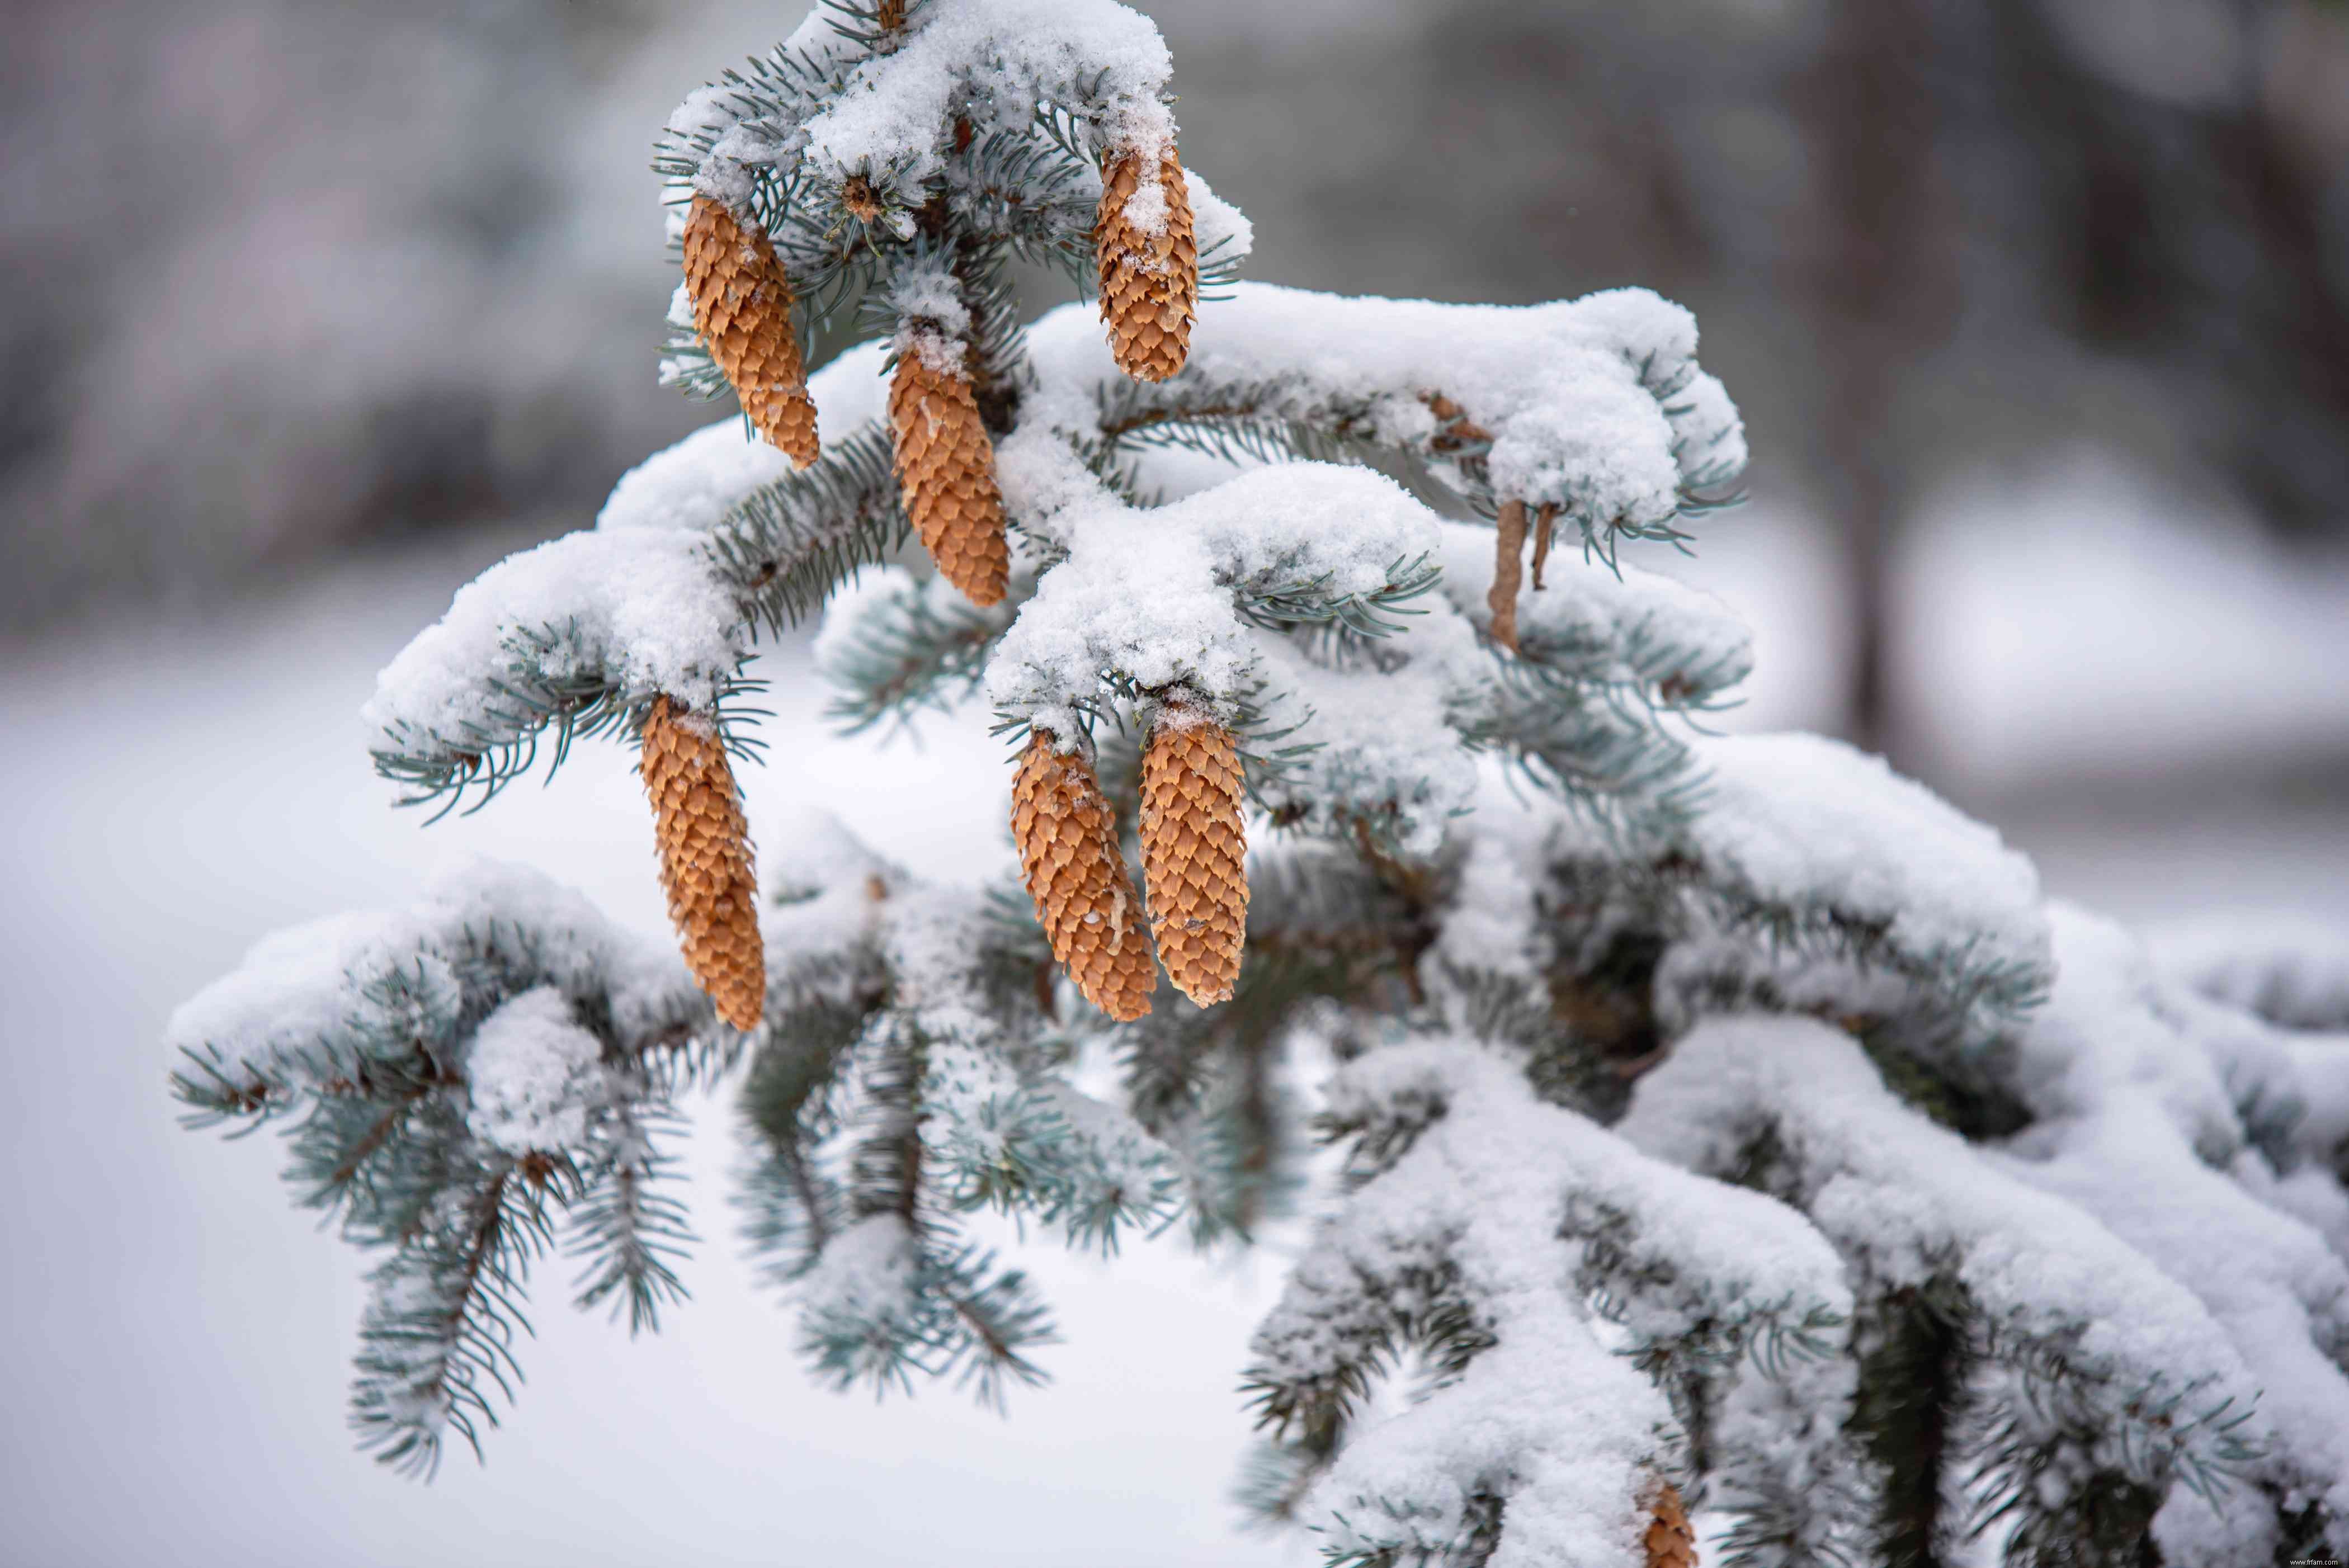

{"left": 1994, "top": 1101, "right": 2349, "bottom": 1553}
{"left": 798, "top": 1212, "right": 923, "bottom": 1329}
{"left": 1266, "top": 1041, "right": 1857, "bottom": 1566}
{"left": 664, "top": 82, "right": 739, "bottom": 141}
{"left": 1623, "top": 1013, "right": 2285, "bottom": 1555}
{"left": 775, "top": 0, "right": 1174, "bottom": 199}
{"left": 762, "top": 809, "right": 897, "bottom": 1017}
{"left": 1184, "top": 167, "right": 1252, "bottom": 266}
{"left": 1247, "top": 630, "right": 1482, "bottom": 856}
{"left": 1644, "top": 733, "right": 2051, "bottom": 1025}
{"left": 881, "top": 881, "right": 999, "bottom": 1041}
{"left": 888, "top": 266, "right": 975, "bottom": 360}
{"left": 984, "top": 461, "right": 1442, "bottom": 737}
{"left": 599, "top": 342, "right": 893, "bottom": 536}
{"left": 1014, "top": 281, "right": 1742, "bottom": 527}
{"left": 1430, "top": 521, "right": 1752, "bottom": 697}
{"left": 1036, "top": 1078, "right": 1170, "bottom": 1215}
{"left": 1980, "top": 906, "right": 2349, "bottom": 1542}
{"left": 1905, "top": 450, "right": 2349, "bottom": 791}
{"left": 2151, "top": 910, "right": 2349, "bottom": 1031}
{"left": 463, "top": 986, "right": 610, "bottom": 1154}
{"left": 597, "top": 419, "right": 802, "bottom": 536}
{"left": 166, "top": 860, "right": 699, "bottom": 1080}
{"left": 166, "top": 910, "right": 456, "bottom": 1078}
{"left": 1430, "top": 830, "right": 1544, "bottom": 983}
{"left": 16, "top": 499, "right": 2349, "bottom": 1566}
{"left": 362, "top": 527, "right": 749, "bottom": 747}
{"left": 55, "top": 7, "right": 2349, "bottom": 1545}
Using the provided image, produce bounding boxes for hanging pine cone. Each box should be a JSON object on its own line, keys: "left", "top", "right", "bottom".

{"left": 1095, "top": 140, "right": 1197, "bottom": 382}
{"left": 888, "top": 330, "right": 1010, "bottom": 607}
{"left": 639, "top": 696, "right": 765, "bottom": 1031}
{"left": 1488, "top": 498, "right": 1530, "bottom": 654}
{"left": 681, "top": 193, "right": 819, "bottom": 467}
{"left": 1643, "top": 1481, "right": 1698, "bottom": 1568}
{"left": 1139, "top": 700, "right": 1247, "bottom": 1007}
{"left": 1011, "top": 731, "right": 1155, "bottom": 1021}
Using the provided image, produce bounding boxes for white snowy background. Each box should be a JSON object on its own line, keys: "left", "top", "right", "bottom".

{"left": 6, "top": 0, "right": 2349, "bottom": 1564}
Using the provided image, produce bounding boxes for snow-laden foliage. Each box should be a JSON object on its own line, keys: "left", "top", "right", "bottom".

{"left": 167, "top": 863, "right": 707, "bottom": 1474}
{"left": 1246, "top": 1041, "right": 1861, "bottom": 1567}
{"left": 170, "top": 2, "right": 2349, "bottom": 1562}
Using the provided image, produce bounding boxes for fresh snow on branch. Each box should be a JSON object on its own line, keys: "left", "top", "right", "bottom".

{"left": 168, "top": 861, "right": 701, "bottom": 1088}
{"left": 2153, "top": 911, "right": 2349, "bottom": 1033}
{"left": 1252, "top": 1041, "right": 1860, "bottom": 1566}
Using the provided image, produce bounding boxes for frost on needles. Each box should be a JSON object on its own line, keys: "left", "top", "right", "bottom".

{"left": 167, "top": 1, "right": 2349, "bottom": 1563}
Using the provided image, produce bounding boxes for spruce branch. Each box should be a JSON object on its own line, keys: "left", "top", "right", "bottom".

{"left": 567, "top": 1094, "right": 695, "bottom": 1335}
{"left": 824, "top": 578, "right": 1016, "bottom": 735}
{"left": 349, "top": 1164, "right": 553, "bottom": 1479}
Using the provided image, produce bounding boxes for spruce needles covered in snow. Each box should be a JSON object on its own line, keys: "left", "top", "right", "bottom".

{"left": 168, "top": 2, "right": 2349, "bottom": 1563}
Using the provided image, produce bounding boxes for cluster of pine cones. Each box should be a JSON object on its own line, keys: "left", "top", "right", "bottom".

{"left": 645, "top": 134, "right": 1222, "bottom": 1031}
{"left": 1012, "top": 698, "right": 1248, "bottom": 1021}
{"left": 661, "top": 107, "right": 1705, "bottom": 1568}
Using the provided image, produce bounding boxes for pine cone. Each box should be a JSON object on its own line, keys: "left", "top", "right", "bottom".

{"left": 1095, "top": 141, "right": 1197, "bottom": 382}
{"left": 889, "top": 332, "right": 1010, "bottom": 607}
{"left": 1011, "top": 731, "right": 1155, "bottom": 1021}
{"left": 639, "top": 696, "right": 765, "bottom": 1030}
{"left": 1489, "top": 498, "right": 1529, "bottom": 653}
{"left": 1140, "top": 702, "right": 1247, "bottom": 1006}
{"left": 681, "top": 193, "right": 819, "bottom": 467}
{"left": 1643, "top": 1481, "right": 1698, "bottom": 1568}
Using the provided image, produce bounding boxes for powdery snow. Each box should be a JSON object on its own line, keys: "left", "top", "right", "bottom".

{"left": 1261, "top": 1041, "right": 1857, "bottom": 1566}
{"left": 463, "top": 986, "right": 610, "bottom": 1154}
{"left": 789, "top": 0, "right": 1173, "bottom": 198}
{"left": 1985, "top": 907, "right": 2349, "bottom": 1548}
{"left": 166, "top": 861, "right": 700, "bottom": 1082}
{"left": 1622, "top": 1013, "right": 2287, "bottom": 1557}
{"left": 798, "top": 1212, "right": 923, "bottom": 1329}
{"left": 601, "top": 343, "right": 893, "bottom": 536}
{"left": 1430, "top": 521, "right": 1752, "bottom": 698}
{"left": 362, "top": 527, "right": 749, "bottom": 748}
{"left": 2152, "top": 911, "right": 2349, "bottom": 1032}
{"left": 1013, "top": 282, "right": 1743, "bottom": 528}
{"left": 984, "top": 461, "right": 1442, "bottom": 736}
{"left": 1662, "top": 733, "right": 2049, "bottom": 1018}
{"left": 1431, "top": 832, "right": 1545, "bottom": 983}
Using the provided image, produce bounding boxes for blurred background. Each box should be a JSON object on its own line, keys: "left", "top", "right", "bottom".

{"left": 4, "top": 1, "right": 2347, "bottom": 1564}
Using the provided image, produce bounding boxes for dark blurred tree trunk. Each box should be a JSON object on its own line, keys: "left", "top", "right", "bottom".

{"left": 1790, "top": 0, "right": 1959, "bottom": 763}
{"left": 1980, "top": 0, "right": 2349, "bottom": 532}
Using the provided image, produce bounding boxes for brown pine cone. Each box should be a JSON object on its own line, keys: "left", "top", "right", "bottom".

{"left": 681, "top": 193, "right": 819, "bottom": 467}
{"left": 1643, "top": 1481, "right": 1699, "bottom": 1568}
{"left": 888, "top": 332, "right": 1010, "bottom": 607}
{"left": 1011, "top": 731, "right": 1155, "bottom": 1021}
{"left": 1139, "top": 701, "right": 1247, "bottom": 1006}
{"left": 1095, "top": 141, "right": 1196, "bottom": 382}
{"left": 1488, "top": 498, "right": 1529, "bottom": 654}
{"left": 639, "top": 696, "right": 764, "bottom": 1030}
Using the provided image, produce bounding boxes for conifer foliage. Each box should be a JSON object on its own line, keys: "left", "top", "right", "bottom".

{"left": 168, "top": 2, "right": 2349, "bottom": 1562}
